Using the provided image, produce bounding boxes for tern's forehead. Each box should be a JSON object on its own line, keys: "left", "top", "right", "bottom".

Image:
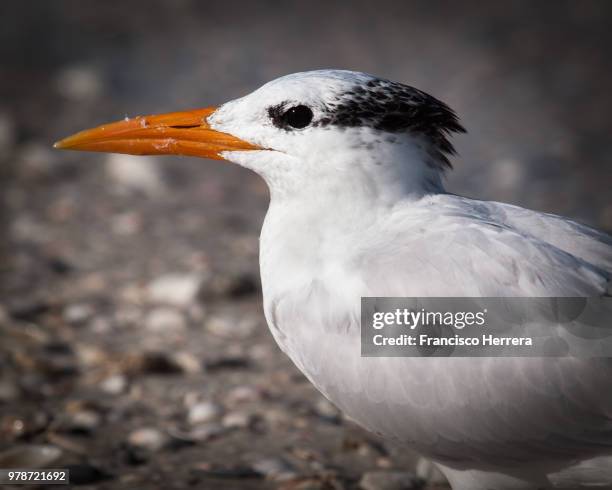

{"left": 249, "top": 70, "right": 374, "bottom": 105}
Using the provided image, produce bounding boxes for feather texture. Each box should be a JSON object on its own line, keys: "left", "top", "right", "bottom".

{"left": 208, "top": 69, "right": 612, "bottom": 488}
{"left": 261, "top": 195, "right": 612, "bottom": 489}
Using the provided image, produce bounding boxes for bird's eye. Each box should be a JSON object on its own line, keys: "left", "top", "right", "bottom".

{"left": 281, "top": 105, "right": 313, "bottom": 129}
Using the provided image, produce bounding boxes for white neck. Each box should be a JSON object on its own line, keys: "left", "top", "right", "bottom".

{"left": 248, "top": 136, "right": 447, "bottom": 302}
{"left": 232, "top": 132, "right": 447, "bottom": 202}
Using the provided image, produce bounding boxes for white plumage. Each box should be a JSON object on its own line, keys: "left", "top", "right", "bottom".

{"left": 208, "top": 70, "right": 612, "bottom": 489}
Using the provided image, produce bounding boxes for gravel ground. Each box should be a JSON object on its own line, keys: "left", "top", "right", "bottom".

{"left": 1, "top": 1, "right": 611, "bottom": 489}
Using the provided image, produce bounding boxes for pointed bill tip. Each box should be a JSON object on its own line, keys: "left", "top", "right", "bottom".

{"left": 53, "top": 129, "right": 97, "bottom": 151}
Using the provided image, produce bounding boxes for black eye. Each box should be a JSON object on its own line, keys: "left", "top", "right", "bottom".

{"left": 281, "top": 105, "right": 313, "bottom": 129}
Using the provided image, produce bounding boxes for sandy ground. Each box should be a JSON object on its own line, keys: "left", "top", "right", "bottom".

{"left": 1, "top": 1, "right": 611, "bottom": 488}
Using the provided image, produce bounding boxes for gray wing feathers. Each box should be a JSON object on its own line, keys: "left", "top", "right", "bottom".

{"left": 353, "top": 198, "right": 612, "bottom": 463}
{"left": 484, "top": 200, "right": 612, "bottom": 274}
{"left": 365, "top": 195, "right": 612, "bottom": 297}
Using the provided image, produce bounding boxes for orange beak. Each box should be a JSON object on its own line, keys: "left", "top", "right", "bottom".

{"left": 54, "top": 107, "right": 261, "bottom": 160}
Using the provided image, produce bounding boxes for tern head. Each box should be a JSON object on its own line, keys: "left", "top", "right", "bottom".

{"left": 56, "top": 70, "right": 465, "bottom": 200}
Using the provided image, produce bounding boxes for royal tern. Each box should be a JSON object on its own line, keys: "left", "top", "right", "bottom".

{"left": 56, "top": 70, "right": 612, "bottom": 489}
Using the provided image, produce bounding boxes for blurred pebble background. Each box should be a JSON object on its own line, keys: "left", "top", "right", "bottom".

{"left": 0, "top": 1, "right": 611, "bottom": 489}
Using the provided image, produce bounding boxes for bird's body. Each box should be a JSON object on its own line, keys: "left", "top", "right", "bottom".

{"left": 56, "top": 69, "right": 612, "bottom": 489}
{"left": 261, "top": 192, "right": 612, "bottom": 489}
{"left": 259, "top": 184, "right": 612, "bottom": 488}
